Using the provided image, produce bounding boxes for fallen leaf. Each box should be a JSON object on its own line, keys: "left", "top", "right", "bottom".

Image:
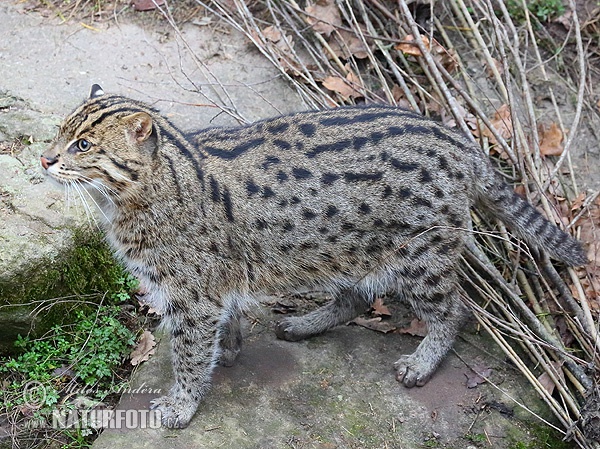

{"left": 465, "top": 365, "right": 492, "bottom": 388}
{"left": 476, "top": 104, "right": 513, "bottom": 150}
{"left": 348, "top": 316, "right": 396, "bottom": 333}
{"left": 395, "top": 34, "right": 428, "bottom": 56}
{"left": 537, "top": 361, "right": 565, "bottom": 395}
{"left": 322, "top": 69, "right": 363, "bottom": 100}
{"left": 305, "top": 0, "right": 342, "bottom": 37}
{"left": 132, "top": 0, "right": 165, "bottom": 12}
{"left": 538, "top": 122, "right": 564, "bottom": 157}
{"left": 397, "top": 318, "right": 428, "bottom": 337}
{"left": 327, "top": 28, "right": 369, "bottom": 59}
{"left": 371, "top": 297, "right": 391, "bottom": 317}
{"left": 130, "top": 330, "right": 156, "bottom": 366}
{"left": 263, "top": 25, "right": 282, "bottom": 43}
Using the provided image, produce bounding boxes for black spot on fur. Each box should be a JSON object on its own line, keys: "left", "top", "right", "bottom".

{"left": 390, "top": 158, "right": 419, "bottom": 171}
{"left": 290, "top": 196, "right": 301, "bottom": 204}
{"left": 262, "top": 155, "right": 281, "bottom": 169}
{"left": 255, "top": 219, "right": 268, "bottom": 230}
{"left": 267, "top": 122, "right": 289, "bottom": 134}
{"left": 302, "top": 209, "right": 317, "bottom": 220}
{"left": 343, "top": 172, "right": 383, "bottom": 182}
{"left": 321, "top": 172, "right": 340, "bottom": 185}
{"left": 222, "top": 187, "right": 235, "bottom": 222}
{"left": 353, "top": 136, "right": 369, "bottom": 150}
{"left": 299, "top": 123, "right": 317, "bottom": 137}
{"left": 209, "top": 176, "right": 220, "bottom": 203}
{"left": 420, "top": 168, "right": 432, "bottom": 183}
{"left": 262, "top": 186, "right": 276, "bottom": 198}
{"left": 325, "top": 205, "right": 338, "bottom": 217}
{"left": 359, "top": 202, "right": 371, "bottom": 214}
{"left": 246, "top": 179, "right": 260, "bottom": 196}
{"left": 305, "top": 139, "right": 351, "bottom": 158}
{"left": 282, "top": 221, "right": 295, "bottom": 232}
{"left": 273, "top": 139, "right": 292, "bottom": 151}
{"left": 276, "top": 171, "right": 289, "bottom": 183}
{"left": 292, "top": 167, "right": 313, "bottom": 179}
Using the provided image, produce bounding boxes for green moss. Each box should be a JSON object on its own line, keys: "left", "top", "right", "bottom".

{"left": 0, "top": 227, "right": 133, "bottom": 354}
{"left": 507, "top": 422, "right": 570, "bottom": 449}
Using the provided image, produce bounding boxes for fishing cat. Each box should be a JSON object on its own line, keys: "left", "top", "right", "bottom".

{"left": 41, "top": 85, "right": 586, "bottom": 428}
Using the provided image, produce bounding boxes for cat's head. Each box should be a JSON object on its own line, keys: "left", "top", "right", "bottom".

{"left": 41, "top": 85, "right": 156, "bottom": 200}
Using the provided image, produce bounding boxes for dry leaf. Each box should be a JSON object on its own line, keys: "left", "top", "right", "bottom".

{"left": 322, "top": 69, "right": 363, "bottom": 100}
{"left": 465, "top": 365, "right": 492, "bottom": 388}
{"left": 537, "top": 361, "right": 565, "bottom": 395}
{"left": 371, "top": 298, "right": 391, "bottom": 317}
{"left": 397, "top": 318, "right": 428, "bottom": 337}
{"left": 327, "top": 28, "right": 369, "bottom": 59}
{"left": 130, "top": 330, "right": 156, "bottom": 366}
{"left": 538, "top": 122, "right": 564, "bottom": 157}
{"left": 263, "top": 25, "right": 282, "bottom": 43}
{"left": 348, "top": 316, "right": 396, "bottom": 333}
{"left": 305, "top": 0, "right": 342, "bottom": 37}
{"left": 477, "top": 104, "right": 513, "bottom": 150}
{"left": 395, "top": 34, "right": 428, "bottom": 56}
{"left": 132, "top": 0, "right": 165, "bottom": 12}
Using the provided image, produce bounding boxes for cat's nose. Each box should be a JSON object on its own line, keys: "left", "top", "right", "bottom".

{"left": 40, "top": 155, "right": 58, "bottom": 170}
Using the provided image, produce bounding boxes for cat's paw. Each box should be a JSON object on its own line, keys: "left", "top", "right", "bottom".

{"left": 274, "top": 317, "right": 309, "bottom": 342}
{"left": 150, "top": 394, "right": 198, "bottom": 428}
{"left": 393, "top": 355, "right": 434, "bottom": 388}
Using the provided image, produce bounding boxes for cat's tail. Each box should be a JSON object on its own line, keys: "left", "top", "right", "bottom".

{"left": 473, "top": 167, "right": 587, "bottom": 267}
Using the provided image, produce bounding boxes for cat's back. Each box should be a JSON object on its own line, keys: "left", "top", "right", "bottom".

{"left": 187, "top": 106, "right": 478, "bottom": 225}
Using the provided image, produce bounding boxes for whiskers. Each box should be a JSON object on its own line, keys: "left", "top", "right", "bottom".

{"left": 64, "top": 176, "right": 121, "bottom": 228}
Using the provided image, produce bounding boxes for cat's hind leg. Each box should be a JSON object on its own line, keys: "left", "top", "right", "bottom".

{"left": 275, "top": 288, "right": 371, "bottom": 341}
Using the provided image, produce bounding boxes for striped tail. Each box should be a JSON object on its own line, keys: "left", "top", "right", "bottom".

{"left": 475, "top": 172, "right": 587, "bottom": 267}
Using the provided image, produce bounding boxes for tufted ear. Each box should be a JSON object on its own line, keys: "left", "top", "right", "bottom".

{"left": 123, "top": 112, "right": 154, "bottom": 143}
{"left": 89, "top": 84, "right": 105, "bottom": 99}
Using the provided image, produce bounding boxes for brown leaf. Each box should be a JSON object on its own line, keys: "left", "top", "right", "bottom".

{"left": 488, "top": 104, "right": 512, "bottom": 142}
{"left": 465, "top": 365, "right": 492, "bottom": 388}
{"left": 371, "top": 298, "right": 391, "bottom": 317}
{"left": 397, "top": 318, "right": 428, "bottom": 337}
{"left": 322, "top": 70, "right": 363, "bottom": 100}
{"left": 327, "top": 28, "right": 369, "bottom": 60}
{"left": 263, "top": 25, "right": 282, "bottom": 43}
{"left": 395, "top": 34, "right": 427, "bottom": 56}
{"left": 348, "top": 316, "right": 396, "bottom": 333}
{"left": 538, "top": 122, "right": 564, "bottom": 157}
{"left": 132, "top": 0, "right": 165, "bottom": 12}
{"left": 305, "top": 0, "right": 342, "bottom": 37}
{"left": 537, "top": 361, "right": 565, "bottom": 395}
{"left": 130, "top": 330, "right": 156, "bottom": 366}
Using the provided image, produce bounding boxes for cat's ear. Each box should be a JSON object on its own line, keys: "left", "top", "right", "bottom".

{"left": 89, "top": 84, "right": 105, "bottom": 99}
{"left": 123, "top": 112, "right": 154, "bottom": 143}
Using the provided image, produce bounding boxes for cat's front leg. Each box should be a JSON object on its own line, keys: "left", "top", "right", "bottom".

{"left": 150, "top": 298, "right": 221, "bottom": 429}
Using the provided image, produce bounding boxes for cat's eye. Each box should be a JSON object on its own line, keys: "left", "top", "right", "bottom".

{"left": 77, "top": 139, "right": 91, "bottom": 152}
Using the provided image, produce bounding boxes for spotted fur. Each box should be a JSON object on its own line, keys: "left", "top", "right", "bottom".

{"left": 41, "top": 85, "right": 586, "bottom": 428}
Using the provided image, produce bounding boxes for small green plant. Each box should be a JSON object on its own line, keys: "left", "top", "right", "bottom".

{"left": 1, "top": 305, "right": 136, "bottom": 412}
{"left": 506, "top": 0, "right": 565, "bottom": 23}
{"left": 466, "top": 432, "right": 488, "bottom": 444}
